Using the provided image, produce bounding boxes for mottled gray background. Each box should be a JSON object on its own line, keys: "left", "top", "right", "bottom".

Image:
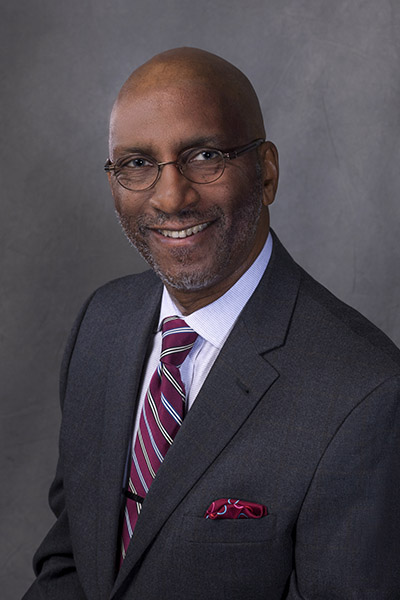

{"left": 1, "top": 1, "right": 399, "bottom": 597}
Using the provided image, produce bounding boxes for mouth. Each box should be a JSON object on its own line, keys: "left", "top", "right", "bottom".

{"left": 157, "top": 222, "right": 211, "bottom": 239}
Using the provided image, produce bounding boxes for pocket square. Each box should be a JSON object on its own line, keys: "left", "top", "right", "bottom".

{"left": 205, "top": 498, "right": 268, "bottom": 520}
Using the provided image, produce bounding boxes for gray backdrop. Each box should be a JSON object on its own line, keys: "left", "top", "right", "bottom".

{"left": 1, "top": 1, "right": 399, "bottom": 598}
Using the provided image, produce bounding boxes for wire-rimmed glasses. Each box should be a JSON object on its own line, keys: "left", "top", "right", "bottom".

{"left": 104, "top": 138, "right": 265, "bottom": 192}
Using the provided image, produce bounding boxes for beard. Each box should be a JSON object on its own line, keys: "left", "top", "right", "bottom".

{"left": 115, "top": 169, "right": 264, "bottom": 291}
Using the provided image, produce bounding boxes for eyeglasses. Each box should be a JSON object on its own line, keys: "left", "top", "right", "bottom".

{"left": 104, "top": 138, "right": 265, "bottom": 192}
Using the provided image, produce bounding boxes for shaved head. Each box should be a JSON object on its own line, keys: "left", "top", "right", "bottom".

{"left": 110, "top": 47, "right": 266, "bottom": 152}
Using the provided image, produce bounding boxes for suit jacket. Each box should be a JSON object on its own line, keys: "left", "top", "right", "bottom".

{"left": 24, "top": 232, "right": 400, "bottom": 599}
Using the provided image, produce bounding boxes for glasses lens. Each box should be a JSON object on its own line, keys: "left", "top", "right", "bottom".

{"left": 116, "top": 156, "right": 158, "bottom": 191}
{"left": 182, "top": 148, "right": 224, "bottom": 184}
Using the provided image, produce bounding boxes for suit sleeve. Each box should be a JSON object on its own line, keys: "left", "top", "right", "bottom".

{"left": 284, "top": 375, "right": 400, "bottom": 599}
{"left": 22, "top": 295, "right": 95, "bottom": 600}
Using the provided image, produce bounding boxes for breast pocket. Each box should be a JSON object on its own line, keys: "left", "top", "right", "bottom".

{"left": 177, "top": 514, "right": 291, "bottom": 600}
{"left": 182, "top": 513, "right": 277, "bottom": 544}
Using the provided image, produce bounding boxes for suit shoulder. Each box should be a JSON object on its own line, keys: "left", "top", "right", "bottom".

{"left": 297, "top": 266, "right": 400, "bottom": 370}
{"left": 60, "top": 269, "right": 162, "bottom": 385}
{"left": 87, "top": 269, "right": 161, "bottom": 312}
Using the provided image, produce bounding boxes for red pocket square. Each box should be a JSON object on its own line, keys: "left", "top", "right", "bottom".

{"left": 204, "top": 498, "right": 268, "bottom": 520}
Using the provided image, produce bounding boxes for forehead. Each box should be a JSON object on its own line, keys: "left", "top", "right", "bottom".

{"left": 109, "top": 81, "right": 247, "bottom": 157}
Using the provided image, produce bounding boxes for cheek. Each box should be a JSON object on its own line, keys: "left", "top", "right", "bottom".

{"left": 217, "top": 166, "right": 259, "bottom": 211}
{"left": 217, "top": 191, "right": 253, "bottom": 226}
{"left": 112, "top": 187, "right": 141, "bottom": 218}
{"left": 110, "top": 183, "right": 124, "bottom": 212}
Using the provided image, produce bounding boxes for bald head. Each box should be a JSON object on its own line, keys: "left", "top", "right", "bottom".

{"left": 110, "top": 47, "right": 266, "bottom": 147}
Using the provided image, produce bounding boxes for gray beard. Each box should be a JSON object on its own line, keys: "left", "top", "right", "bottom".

{"left": 115, "top": 170, "right": 264, "bottom": 291}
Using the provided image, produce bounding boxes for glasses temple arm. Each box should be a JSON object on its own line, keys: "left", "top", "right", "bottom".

{"left": 224, "top": 138, "right": 265, "bottom": 160}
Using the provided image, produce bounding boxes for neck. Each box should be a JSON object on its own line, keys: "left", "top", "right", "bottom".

{"left": 166, "top": 278, "right": 238, "bottom": 316}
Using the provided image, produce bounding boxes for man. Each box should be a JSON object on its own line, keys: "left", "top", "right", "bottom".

{"left": 24, "top": 48, "right": 400, "bottom": 599}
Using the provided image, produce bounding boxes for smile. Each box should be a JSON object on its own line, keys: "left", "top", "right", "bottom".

{"left": 158, "top": 222, "right": 210, "bottom": 239}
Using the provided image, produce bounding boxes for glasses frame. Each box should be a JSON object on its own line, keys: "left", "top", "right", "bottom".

{"left": 104, "top": 138, "right": 265, "bottom": 192}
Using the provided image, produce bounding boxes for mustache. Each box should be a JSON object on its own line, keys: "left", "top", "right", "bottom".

{"left": 135, "top": 206, "right": 224, "bottom": 232}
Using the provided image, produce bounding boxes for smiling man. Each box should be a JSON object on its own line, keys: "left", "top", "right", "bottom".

{"left": 108, "top": 49, "right": 277, "bottom": 312}
{"left": 24, "top": 48, "right": 400, "bottom": 600}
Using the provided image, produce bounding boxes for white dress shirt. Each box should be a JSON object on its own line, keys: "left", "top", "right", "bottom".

{"left": 132, "top": 232, "right": 273, "bottom": 442}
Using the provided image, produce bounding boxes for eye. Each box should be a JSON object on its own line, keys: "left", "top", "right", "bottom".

{"left": 117, "top": 155, "right": 155, "bottom": 170}
{"left": 189, "top": 149, "right": 220, "bottom": 162}
{"left": 124, "top": 156, "right": 154, "bottom": 168}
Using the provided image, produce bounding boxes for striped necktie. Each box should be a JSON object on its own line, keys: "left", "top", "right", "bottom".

{"left": 120, "top": 316, "right": 198, "bottom": 562}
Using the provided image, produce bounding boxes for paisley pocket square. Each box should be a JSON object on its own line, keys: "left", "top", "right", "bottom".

{"left": 205, "top": 498, "right": 268, "bottom": 520}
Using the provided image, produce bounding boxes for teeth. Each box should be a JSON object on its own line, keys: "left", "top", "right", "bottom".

{"left": 159, "top": 222, "right": 209, "bottom": 239}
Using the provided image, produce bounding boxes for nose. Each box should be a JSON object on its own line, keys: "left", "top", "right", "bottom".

{"left": 149, "top": 162, "right": 199, "bottom": 214}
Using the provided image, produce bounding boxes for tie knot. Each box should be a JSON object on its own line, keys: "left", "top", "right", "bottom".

{"left": 160, "top": 316, "right": 198, "bottom": 367}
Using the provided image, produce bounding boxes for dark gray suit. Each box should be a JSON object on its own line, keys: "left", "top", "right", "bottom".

{"left": 24, "top": 233, "right": 400, "bottom": 599}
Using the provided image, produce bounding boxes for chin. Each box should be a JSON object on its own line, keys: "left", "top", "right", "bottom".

{"left": 153, "top": 264, "right": 219, "bottom": 292}
{"left": 130, "top": 237, "right": 220, "bottom": 291}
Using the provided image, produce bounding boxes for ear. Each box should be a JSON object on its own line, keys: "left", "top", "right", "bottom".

{"left": 260, "top": 141, "right": 279, "bottom": 207}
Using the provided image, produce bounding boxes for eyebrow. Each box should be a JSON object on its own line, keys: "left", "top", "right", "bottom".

{"left": 180, "top": 135, "right": 225, "bottom": 149}
{"left": 112, "top": 136, "right": 227, "bottom": 158}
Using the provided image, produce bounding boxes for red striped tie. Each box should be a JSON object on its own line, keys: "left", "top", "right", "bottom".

{"left": 120, "top": 316, "right": 198, "bottom": 562}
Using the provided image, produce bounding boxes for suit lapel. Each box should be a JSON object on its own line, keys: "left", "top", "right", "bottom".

{"left": 95, "top": 277, "right": 162, "bottom": 596}
{"left": 111, "top": 232, "right": 301, "bottom": 597}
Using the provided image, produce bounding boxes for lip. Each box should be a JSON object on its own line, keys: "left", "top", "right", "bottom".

{"left": 158, "top": 221, "right": 211, "bottom": 238}
{"left": 150, "top": 220, "right": 215, "bottom": 243}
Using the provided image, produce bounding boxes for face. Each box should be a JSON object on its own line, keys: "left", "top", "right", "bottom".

{"left": 109, "top": 81, "right": 277, "bottom": 302}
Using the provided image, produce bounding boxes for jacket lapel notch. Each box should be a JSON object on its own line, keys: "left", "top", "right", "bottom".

{"left": 241, "top": 230, "right": 302, "bottom": 355}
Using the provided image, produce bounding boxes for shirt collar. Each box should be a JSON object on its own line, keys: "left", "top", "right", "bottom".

{"left": 159, "top": 232, "right": 273, "bottom": 348}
